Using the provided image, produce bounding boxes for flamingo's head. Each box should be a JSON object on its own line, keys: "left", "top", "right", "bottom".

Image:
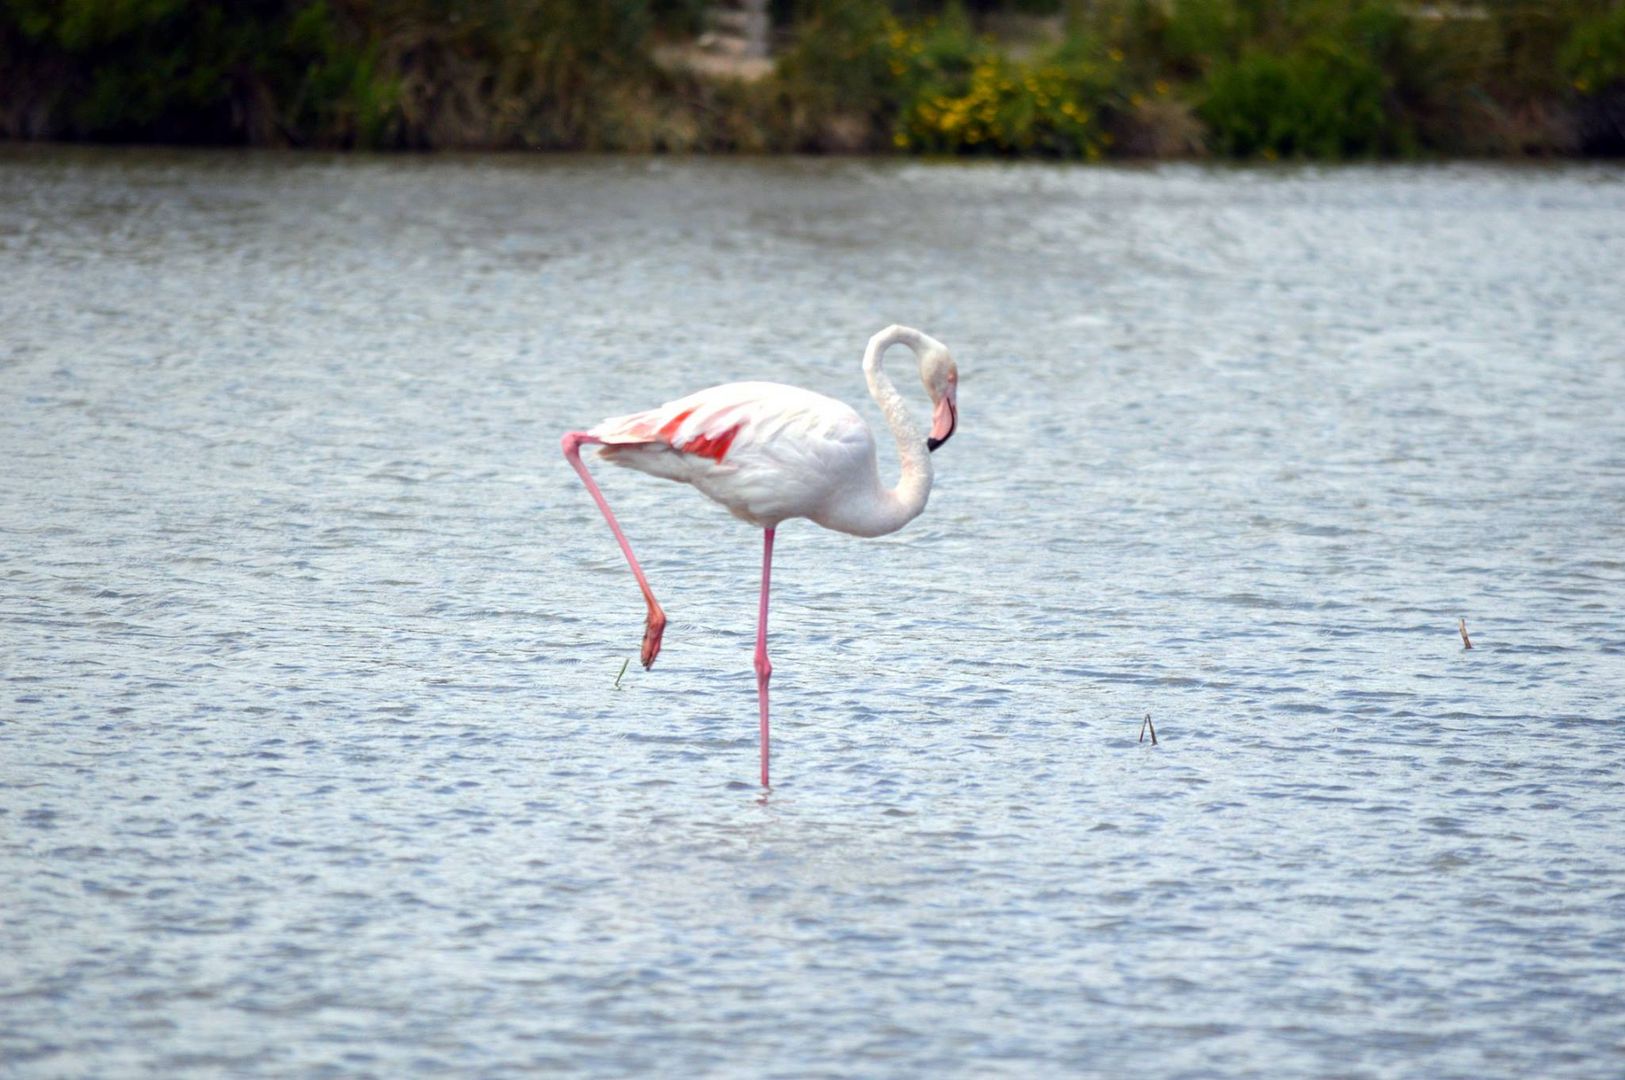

{"left": 922, "top": 345, "right": 958, "bottom": 452}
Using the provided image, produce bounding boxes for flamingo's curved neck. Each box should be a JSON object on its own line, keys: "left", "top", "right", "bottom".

{"left": 847, "top": 325, "right": 934, "bottom": 537}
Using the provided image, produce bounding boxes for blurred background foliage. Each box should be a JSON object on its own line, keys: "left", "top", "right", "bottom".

{"left": 2, "top": 0, "right": 1622, "bottom": 156}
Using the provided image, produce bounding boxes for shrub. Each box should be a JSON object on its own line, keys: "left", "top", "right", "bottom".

{"left": 1192, "top": 0, "right": 1432, "bottom": 159}
{"left": 1560, "top": 5, "right": 1625, "bottom": 154}
{"left": 0, "top": 0, "right": 669, "bottom": 148}
{"left": 2, "top": 0, "right": 1623, "bottom": 158}
{"left": 899, "top": 50, "right": 1119, "bottom": 157}
{"left": 1199, "top": 40, "right": 1398, "bottom": 158}
{"left": 1561, "top": 4, "right": 1625, "bottom": 92}
{"left": 772, "top": 0, "right": 905, "bottom": 148}
{"left": 1151, "top": 0, "right": 1254, "bottom": 77}
{"left": 1, "top": 0, "right": 323, "bottom": 143}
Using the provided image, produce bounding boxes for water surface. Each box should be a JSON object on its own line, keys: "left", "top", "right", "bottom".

{"left": 2, "top": 149, "right": 1623, "bottom": 1077}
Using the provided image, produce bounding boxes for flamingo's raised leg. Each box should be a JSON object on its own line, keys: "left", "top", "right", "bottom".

{"left": 561, "top": 432, "right": 666, "bottom": 668}
{"left": 756, "top": 527, "right": 775, "bottom": 788}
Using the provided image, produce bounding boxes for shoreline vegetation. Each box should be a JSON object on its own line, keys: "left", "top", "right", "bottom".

{"left": 3, "top": 1, "right": 1623, "bottom": 160}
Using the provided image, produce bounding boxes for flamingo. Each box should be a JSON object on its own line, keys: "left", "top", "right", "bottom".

{"left": 560, "top": 324, "right": 959, "bottom": 788}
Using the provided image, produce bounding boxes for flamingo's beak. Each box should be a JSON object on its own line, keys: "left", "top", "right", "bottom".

{"left": 927, "top": 386, "right": 957, "bottom": 452}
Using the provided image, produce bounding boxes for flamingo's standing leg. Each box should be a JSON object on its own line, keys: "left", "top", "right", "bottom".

{"left": 561, "top": 432, "right": 666, "bottom": 668}
{"left": 756, "top": 527, "right": 775, "bottom": 788}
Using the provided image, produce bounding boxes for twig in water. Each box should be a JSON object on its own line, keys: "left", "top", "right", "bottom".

{"left": 1139, "top": 713, "right": 1158, "bottom": 746}
{"left": 1459, "top": 617, "right": 1473, "bottom": 650}
{"left": 614, "top": 657, "right": 630, "bottom": 689}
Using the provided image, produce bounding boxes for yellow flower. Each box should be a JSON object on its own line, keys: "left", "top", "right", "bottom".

{"left": 1154, "top": 79, "right": 1171, "bottom": 96}
{"left": 1108, "top": 48, "right": 1125, "bottom": 63}
{"left": 1574, "top": 78, "right": 1590, "bottom": 92}
{"left": 893, "top": 132, "right": 909, "bottom": 149}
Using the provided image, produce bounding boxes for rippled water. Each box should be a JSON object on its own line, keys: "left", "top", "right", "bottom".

{"left": 3, "top": 148, "right": 1623, "bottom": 1077}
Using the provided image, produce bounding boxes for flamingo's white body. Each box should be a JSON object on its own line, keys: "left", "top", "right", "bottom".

{"left": 561, "top": 325, "right": 959, "bottom": 787}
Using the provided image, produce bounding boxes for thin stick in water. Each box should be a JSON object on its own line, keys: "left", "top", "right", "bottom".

{"left": 1139, "top": 713, "right": 1158, "bottom": 746}
{"left": 614, "top": 656, "right": 630, "bottom": 689}
{"left": 1459, "top": 617, "right": 1472, "bottom": 650}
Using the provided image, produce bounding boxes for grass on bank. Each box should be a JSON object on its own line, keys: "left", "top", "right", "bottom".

{"left": 2, "top": 0, "right": 1623, "bottom": 158}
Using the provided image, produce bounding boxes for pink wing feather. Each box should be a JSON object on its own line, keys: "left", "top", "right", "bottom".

{"left": 591, "top": 390, "right": 749, "bottom": 463}
{"left": 587, "top": 381, "right": 877, "bottom": 529}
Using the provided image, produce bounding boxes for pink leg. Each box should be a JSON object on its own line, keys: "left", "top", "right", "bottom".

{"left": 561, "top": 432, "right": 666, "bottom": 669}
{"left": 756, "top": 527, "right": 775, "bottom": 788}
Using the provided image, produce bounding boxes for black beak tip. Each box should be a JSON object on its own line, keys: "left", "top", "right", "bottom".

{"left": 927, "top": 436, "right": 944, "bottom": 452}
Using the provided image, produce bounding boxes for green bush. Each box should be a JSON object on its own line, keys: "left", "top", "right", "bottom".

{"left": 899, "top": 50, "right": 1118, "bottom": 156}
{"left": 1151, "top": 0, "right": 1254, "bottom": 76}
{"left": 1559, "top": 4, "right": 1625, "bottom": 154}
{"left": 2, "top": 0, "right": 320, "bottom": 143}
{"left": 1561, "top": 4, "right": 1625, "bottom": 92}
{"left": 0, "top": 0, "right": 669, "bottom": 148}
{"left": 772, "top": 4, "right": 1125, "bottom": 157}
{"left": 1193, "top": 1, "right": 1429, "bottom": 159}
{"left": 772, "top": 0, "right": 909, "bottom": 148}
{"left": 906, "top": 16, "right": 1127, "bottom": 156}
{"left": 283, "top": 3, "right": 400, "bottom": 147}
{"left": 3, "top": 0, "right": 1624, "bottom": 158}
{"left": 1199, "top": 39, "right": 1400, "bottom": 158}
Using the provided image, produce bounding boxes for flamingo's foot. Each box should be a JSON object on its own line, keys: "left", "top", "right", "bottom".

{"left": 641, "top": 607, "right": 666, "bottom": 669}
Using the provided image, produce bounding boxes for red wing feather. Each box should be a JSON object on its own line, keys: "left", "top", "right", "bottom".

{"left": 656, "top": 408, "right": 695, "bottom": 441}
{"left": 595, "top": 402, "right": 745, "bottom": 464}
{"left": 679, "top": 423, "right": 742, "bottom": 462}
